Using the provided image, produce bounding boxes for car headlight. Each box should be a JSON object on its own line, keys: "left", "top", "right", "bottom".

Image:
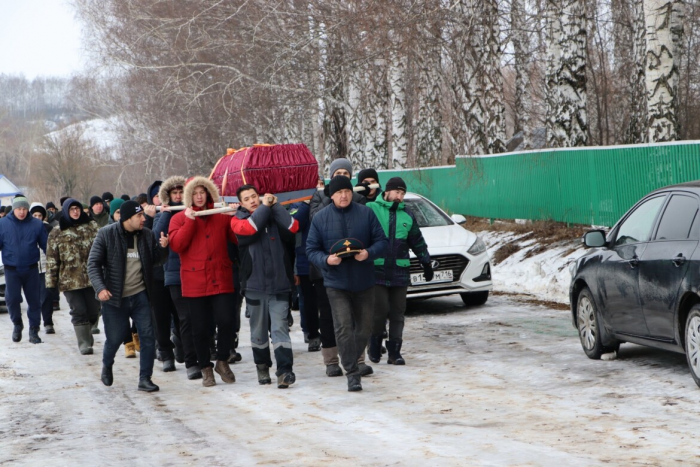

{"left": 467, "top": 237, "right": 487, "bottom": 256}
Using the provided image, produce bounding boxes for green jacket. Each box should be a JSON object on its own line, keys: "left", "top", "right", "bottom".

{"left": 367, "top": 196, "right": 430, "bottom": 287}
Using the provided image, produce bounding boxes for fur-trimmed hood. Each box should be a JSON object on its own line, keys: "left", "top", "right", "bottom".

{"left": 184, "top": 176, "right": 220, "bottom": 209}
{"left": 159, "top": 175, "right": 187, "bottom": 206}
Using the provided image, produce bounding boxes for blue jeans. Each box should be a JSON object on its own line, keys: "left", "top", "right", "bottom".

{"left": 6, "top": 266, "right": 41, "bottom": 328}
{"left": 102, "top": 291, "right": 155, "bottom": 379}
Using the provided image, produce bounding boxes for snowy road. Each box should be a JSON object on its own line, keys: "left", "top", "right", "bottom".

{"left": 2, "top": 293, "right": 700, "bottom": 466}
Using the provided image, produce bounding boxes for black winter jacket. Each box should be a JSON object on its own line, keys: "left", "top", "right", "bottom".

{"left": 87, "top": 222, "right": 166, "bottom": 307}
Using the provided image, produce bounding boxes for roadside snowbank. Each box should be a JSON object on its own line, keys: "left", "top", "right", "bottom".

{"left": 477, "top": 229, "right": 587, "bottom": 305}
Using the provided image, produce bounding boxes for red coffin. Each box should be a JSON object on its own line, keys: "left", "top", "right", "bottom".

{"left": 209, "top": 143, "right": 319, "bottom": 196}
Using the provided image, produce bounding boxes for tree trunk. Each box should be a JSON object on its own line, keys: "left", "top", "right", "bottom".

{"left": 644, "top": 0, "right": 684, "bottom": 142}
{"left": 389, "top": 35, "right": 408, "bottom": 169}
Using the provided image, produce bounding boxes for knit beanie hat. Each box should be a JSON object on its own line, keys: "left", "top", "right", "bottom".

{"left": 46, "top": 202, "right": 56, "bottom": 210}
{"left": 90, "top": 195, "right": 104, "bottom": 208}
{"left": 12, "top": 196, "right": 30, "bottom": 210}
{"left": 110, "top": 198, "right": 125, "bottom": 219}
{"left": 120, "top": 194, "right": 130, "bottom": 201}
{"left": 329, "top": 176, "right": 354, "bottom": 197}
{"left": 329, "top": 158, "right": 353, "bottom": 178}
{"left": 385, "top": 177, "right": 407, "bottom": 193}
{"left": 102, "top": 192, "right": 114, "bottom": 202}
{"left": 60, "top": 196, "right": 69, "bottom": 207}
{"left": 119, "top": 200, "right": 143, "bottom": 222}
{"left": 357, "top": 168, "right": 379, "bottom": 184}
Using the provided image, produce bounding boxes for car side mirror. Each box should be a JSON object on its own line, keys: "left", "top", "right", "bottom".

{"left": 583, "top": 230, "right": 606, "bottom": 248}
{"left": 451, "top": 214, "right": 467, "bottom": 225}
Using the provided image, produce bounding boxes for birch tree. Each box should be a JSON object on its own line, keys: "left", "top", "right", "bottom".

{"left": 644, "top": 0, "right": 684, "bottom": 142}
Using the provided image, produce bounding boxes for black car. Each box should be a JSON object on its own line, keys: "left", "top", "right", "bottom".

{"left": 569, "top": 181, "right": 700, "bottom": 388}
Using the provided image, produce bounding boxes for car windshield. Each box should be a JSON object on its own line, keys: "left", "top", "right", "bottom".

{"left": 404, "top": 198, "right": 453, "bottom": 227}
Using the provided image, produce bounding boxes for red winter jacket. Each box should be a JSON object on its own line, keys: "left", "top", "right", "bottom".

{"left": 169, "top": 207, "right": 238, "bottom": 298}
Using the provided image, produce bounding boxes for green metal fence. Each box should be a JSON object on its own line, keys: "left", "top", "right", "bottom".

{"left": 375, "top": 141, "right": 700, "bottom": 227}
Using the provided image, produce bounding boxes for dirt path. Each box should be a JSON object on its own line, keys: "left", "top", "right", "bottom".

{"left": 1, "top": 294, "right": 700, "bottom": 466}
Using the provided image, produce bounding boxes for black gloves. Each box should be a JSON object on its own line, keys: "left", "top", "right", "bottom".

{"left": 422, "top": 263, "right": 434, "bottom": 282}
{"left": 355, "top": 181, "right": 371, "bottom": 197}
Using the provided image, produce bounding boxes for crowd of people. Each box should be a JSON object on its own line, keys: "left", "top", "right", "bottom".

{"left": 0, "top": 159, "right": 435, "bottom": 392}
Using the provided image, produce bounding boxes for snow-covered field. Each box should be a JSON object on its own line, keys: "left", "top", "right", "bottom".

{"left": 3, "top": 288, "right": 700, "bottom": 466}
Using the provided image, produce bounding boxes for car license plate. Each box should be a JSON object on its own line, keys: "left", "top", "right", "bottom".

{"left": 410, "top": 270, "right": 453, "bottom": 285}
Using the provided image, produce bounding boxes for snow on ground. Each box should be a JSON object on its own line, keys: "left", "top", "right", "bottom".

{"left": 48, "top": 116, "right": 121, "bottom": 155}
{"left": 2, "top": 292, "right": 700, "bottom": 466}
{"left": 477, "top": 229, "right": 587, "bottom": 304}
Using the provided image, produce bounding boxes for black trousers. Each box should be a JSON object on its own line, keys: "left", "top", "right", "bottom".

{"left": 313, "top": 278, "right": 336, "bottom": 348}
{"left": 150, "top": 279, "right": 180, "bottom": 359}
{"left": 299, "top": 275, "right": 320, "bottom": 340}
{"left": 232, "top": 291, "right": 243, "bottom": 350}
{"left": 185, "top": 293, "right": 235, "bottom": 369}
{"left": 168, "top": 285, "right": 199, "bottom": 368}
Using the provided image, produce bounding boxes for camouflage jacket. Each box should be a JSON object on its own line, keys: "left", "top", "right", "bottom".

{"left": 46, "top": 221, "right": 100, "bottom": 291}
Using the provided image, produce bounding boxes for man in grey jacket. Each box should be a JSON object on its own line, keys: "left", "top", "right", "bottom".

{"left": 231, "top": 184, "right": 300, "bottom": 388}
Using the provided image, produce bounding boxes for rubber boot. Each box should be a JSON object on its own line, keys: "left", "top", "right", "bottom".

{"left": 74, "top": 324, "right": 94, "bottom": 355}
{"left": 386, "top": 340, "right": 406, "bottom": 365}
{"left": 91, "top": 312, "right": 101, "bottom": 334}
{"left": 368, "top": 335, "right": 382, "bottom": 363}
{"left": 322, "top": 347, "right": 343, "bottom": 377}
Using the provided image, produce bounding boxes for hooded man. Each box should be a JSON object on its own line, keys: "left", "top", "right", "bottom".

{"left": 89, "top": 196, "right": 110, "bottom": 228}
{"left": 30, "top": 203, "right": 55, "bottom": 334}
{"left": 46, "top": 198, "right": 101, "bottom": 355}
{"left": 0, "top": 196, "right": 49, "bottom": 343}
{"left": 87, "top": 200, "right": 166, "bottom": 392}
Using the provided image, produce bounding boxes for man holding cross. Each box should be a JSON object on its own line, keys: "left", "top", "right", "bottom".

{"left": 306, "top": 176, "right": 388, "bottom": 392}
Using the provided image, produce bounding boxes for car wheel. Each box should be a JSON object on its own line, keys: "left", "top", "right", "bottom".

{"left": 685, "top": 306, "right": 700, "bottom": 388}
{"left": 460, "top": 291, "right": 489, "bottom": 307}
{"left": 577, "top": 287, "right": 618, "bottom": 359}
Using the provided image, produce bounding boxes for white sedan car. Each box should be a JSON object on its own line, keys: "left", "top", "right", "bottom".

{"left": 404, "top": 192, "right": 492, "bottom": 306}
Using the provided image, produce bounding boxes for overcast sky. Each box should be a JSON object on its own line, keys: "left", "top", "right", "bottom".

{"left": 0, "top": 0, "right": 84, "bottom": 79}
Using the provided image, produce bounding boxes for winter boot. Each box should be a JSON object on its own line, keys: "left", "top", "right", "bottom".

{"left": 162, "top": 349, "right": 176, "bottom": 372}
{"left": 347, "top": 373, "right": 362, "bottom": 392}
{"left": 228, "top": 350, "right": 242, "bottom": 364}
{"left": 91, "top": 313, "right": 101, "bottom": 334}
{"left": 132, "top": 332, "right": 141, "bottom": 352}
{"left": 256, "top": 364, "right": 272, "bottom": 385}
{"left": 101, "top": 365, "right": 113, "bottom": 386}
{"left": 368, "top": 335, "right": 382, "bottom": 363}
{"left": 322, "top": 347, "right": 343, "bottom": 377}
{"left": 214, "top": 360, "right": 236, "bottom": 383}
{"left": 74, "top": 324, "right": 94, "bottom": 355}
{"left": 12, "top": 324, "right": 23, "bottom": 342}
{"left": 124, "top": 341, "right": 136, "bottom": 358}
{"left": 187, "top": 365, "right": 202, "bottom": 380}
{"left": 172, "top": 335, "right": 185, "bottom": 364}
{"left": 29, "top": 327, "right": 42, "bottom": 344}
{"left": 386, "top": 340, "right": 406, "bottom": 365}
{"left": 277, "top": 372, "right": 296, "bottom": 389}
{"left": 201, "top": 366, "right": 216, "bottom": 387}
{"left": 138, "top": 378, "right": 159, "bottom": 392}
{"left": 45, "top": 324, "right": 55, "bottom": 334}
{"left": 52, "top": 300, "right": 60, "bottom": 311}
{"left": 308, "top": 336, "right": 321, "bottom": 352}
